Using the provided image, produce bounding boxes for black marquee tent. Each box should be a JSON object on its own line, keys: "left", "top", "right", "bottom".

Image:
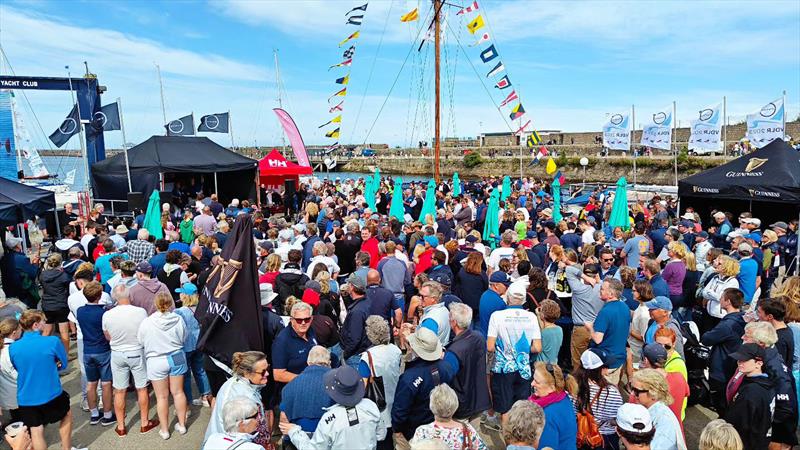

{"left": 91, "top": 136, "right": 258, "bottom": 206}
{"left": 678, "top": 139, "right": 800, "bottom": 226}
{"left": 0, "top": 177, "right": 56, "bottom": 226}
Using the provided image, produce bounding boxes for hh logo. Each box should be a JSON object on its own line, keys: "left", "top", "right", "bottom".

{"left": 745, "top": 158, "right": 768, "bottom": 172}
{"left": 268, "top": 159, "right": 287, "bottom": 168}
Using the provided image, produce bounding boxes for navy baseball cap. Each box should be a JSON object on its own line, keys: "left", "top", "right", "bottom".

{"left": 489, "top": 272, "right": 511, "bottom": 286}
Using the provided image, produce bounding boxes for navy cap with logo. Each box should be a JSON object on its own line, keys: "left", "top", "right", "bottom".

{"left": 730, "top": 342, "right": 766, "bottom": 362}
{"left": 489, "top": 271, "right": 511, "bottom": 286}
{"left": 430, "top": 272, "right": 452, "bottom": 286}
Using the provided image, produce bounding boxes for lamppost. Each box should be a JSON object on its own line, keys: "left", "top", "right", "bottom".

{"left": 580, "top": 157, "right": 589, "bottom": 186}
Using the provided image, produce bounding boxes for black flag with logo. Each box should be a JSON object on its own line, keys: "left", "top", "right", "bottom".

{"left": 48, "top": 104, "right": 80, "bottom": 148}
{"left": 91, "top": 102, "right": 121, "bottom": 132}
{"left": 197, "top": 112, "right": 230, "bottom": 133}
{"left": 195, "top": 215, "right": 263, "bottom": 366}
{"left": 165, "top": 114, "right": 194, "bottom": 136}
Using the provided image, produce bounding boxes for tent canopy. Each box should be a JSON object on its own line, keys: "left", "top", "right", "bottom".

{"left": 259, "top": 150, "right": 313, "bottom": 176}
{"left": 678, "top": 139, "right": 800, "bottom": 204}
{"left": 0, "top": 178, "right": 56, "bottom": 226}
{"left": 92, "top": 136, "right": 258, "bottom": 202}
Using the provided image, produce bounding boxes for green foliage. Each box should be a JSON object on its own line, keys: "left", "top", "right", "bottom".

{"left": 464, "top": 152, "right": 484, "bottom": 168}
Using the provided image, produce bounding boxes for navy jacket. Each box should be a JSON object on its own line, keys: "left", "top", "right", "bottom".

{"left": 340, "top": 295, "right": 372, "bottom": 359}
{"left": 701, "top": 311, "right": 745, "bottom": 382}
{"left": 560, "top": 233, "right": 582, "bottom": 251}
{"left": 453, "top": 271, "right": 488, "bottom": 323}
{"left": 301, "top": 235, "right": 321, "bottom": 271}
{"left": 391, "top": 357, "right": 456, "bottom": 439}
{"left": 762, "top": 346, "right": 797, "bottom": 426}
{"left": 649, "top": 274, "right": 670, "bottom": 298}
{"left": 445, "top": 330, "right": 490, "bottom": 419}
{"left": 649, "top": 227, "right": 668, "bottom": 255}
{"left": 367, "top": 285, "right": 395, "bottom": 322}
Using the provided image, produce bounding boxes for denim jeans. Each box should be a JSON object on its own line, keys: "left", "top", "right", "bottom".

{"left": 183, "top": 351, "right": 212, "bottom": 402}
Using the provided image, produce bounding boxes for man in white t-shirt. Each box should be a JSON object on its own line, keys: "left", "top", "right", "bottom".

{"left": 102, "top": 285, "right": 158, "bottom": 436}
{"left": 67, "top": 269, "right": 112, "bottom": 411}
{"left": 306, "top": 241, "right": 340, "bottom": 279}
{"left": 487, "top": 231, "right": 516, "bottom": 272}
{"left": 486, "top": 286, "right": 542, "bottom": 418}
{"left": 580, "top": 217, "right": 597, "bottom": 245}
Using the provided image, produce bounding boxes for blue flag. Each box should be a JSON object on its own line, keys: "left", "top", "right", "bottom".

{"left": 92, "top": 102, "right": 121, "bottom": 132}
{"left": 49, "top": 104, "right": 80, "bottom": 148}
{"left": 165, "top": 114, "right": 195, "bottom": 136}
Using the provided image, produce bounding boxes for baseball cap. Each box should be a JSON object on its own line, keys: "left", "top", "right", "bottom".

{"left": 525, "top": 230, "right": 537, "bottom": 239}
{"left": 346, "top": 272, "right": 367, "bottom": 292}
{"left": 763, "top": 230, "right": 778, "bottom": 244}
{"left": 738, "top": 242, "right": 753, "bottom": 254}
{"left": 586, "top": 216, "right": 596, "bottom": 224}
{"left": 645, "top": 296, "right": 673, "bottom": 311}
{"left": 332, "top": 220, "right": 342, "bottom": 227}
{"left": 580, "top": 348, "right": 615, "bottom": 370}
{"left": 616, "top": 403, "right": 654, "bottom": 433}
{"left": 770, "top": 221, "right": 788, "bottom": 231}
{"left": 742, "top": 217, "right": 761, "bottom": 227}
{"left": 680, "top": 212, "right": 695, "bottom": 221}
{"left": 175, "top": 283, "right": 198, "bottom": 295}
{"left": 741, "top": 233, "right": 762, "bottom": 244}
{"left": 135, "top": 261, "right": 153, "bottom": 275}
{"left": 278, "top": 229, "right": 294, "bottom": 241}
{"left": 465, "top": 235, "right": 478, "bottom": 244}
{"left": 258, "top": 240, "right": 274, "bottom": 251}
{"left": 641, "top": 343, "right": 668, "bottom": 367}
{"left": 423, "top": 235, "right": 439, "bottom": 247}
{"left": 489, "top": 272, "right": 511, "bottom": 286}
{"left": 730, "top": 342, "right": 765, "bottom": 362}
{"left": 679, "top": 220, "right": 693, "bottom": 228}
{"left": 696, "top": 231, "right": 709, "bottom": 240}
{"left": 430, "top": 272, "right": 452, "bottom": 286}
{"left": 292, "top": 223, "right": 306, "bottom": 233}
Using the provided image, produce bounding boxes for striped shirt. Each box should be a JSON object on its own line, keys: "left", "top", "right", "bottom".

{"left": 572, "top": 383, "right": 623, "bottom": 435}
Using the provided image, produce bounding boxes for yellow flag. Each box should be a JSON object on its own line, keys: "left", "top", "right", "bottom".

{"left": 545, "top": 157, "right": 557, "bottom": 175}
{"left": 331, "top": 115, "right": 342, "bottom": 123}
{"left": 400, "top": 8, "right": 419, "bottom": 22}
{"left": 338, "top": 31, "right": 359, "bottom": 47}
{"left": 467, "top": 15, "right": 485, "bottom": 34}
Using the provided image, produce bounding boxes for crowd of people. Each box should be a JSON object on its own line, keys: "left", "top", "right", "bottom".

{"left": 0, "top": 173, "right": 798, "bottom": 450}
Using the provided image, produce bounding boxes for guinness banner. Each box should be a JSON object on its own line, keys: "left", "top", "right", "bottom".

{"left": 196, "top": 215, "right": 264, "bottom": 366}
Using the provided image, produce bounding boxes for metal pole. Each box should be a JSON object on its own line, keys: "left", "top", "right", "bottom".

{"left": 722, "top": 96, "right": 727, "bottom": 157}
{"left": 53, "top": 208, "right": 61, "bottom": 239}
{"left": 631, "top": 105, "right": 637, "bottom": 187}
{"left": 156, "top": 64, "right": 167, "bottom": 133}
{"left": 228, "top": 110, "right": 235, "bottom": 150}
{"left": 117, "top": 97, "right": 133, "bottom": 193}
{"left": 433, "top": 0, "right": 442, "bottom": 183}
{"left": 782, "top": 90, "right": 787, "bottom": 141}
{"left": 214, "top": 172, "right": 219, "bottom": 195}
{"left": 518, "top": 143, "right": 523, "bottom": 180}
{"left": 673, "top": 101, "right": 678, "bottom": 186}
{"left": 66, "top": 68, "right": 91, "bottom": 196}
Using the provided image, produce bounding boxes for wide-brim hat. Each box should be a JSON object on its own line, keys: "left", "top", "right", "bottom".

{"left": 324, "top": 366, "right": 366, "bottom": 407}
{"left": 259, "top": 283, "right": 277, "bottom": 306}
{"left": 407, "top": 327, "right": 443, "bottom": 361}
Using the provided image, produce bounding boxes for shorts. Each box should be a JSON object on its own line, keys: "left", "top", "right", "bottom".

{"left": 146, "top": 350, "right": 188, "bottom": 381}
{"left": 490, "top": 371, "right": 530, "bottom": 414}
{"left": 771, "top": 420, "right": 799, "bottom": 445}
{"left": 84, "top": 351, "right": 112, "bottom": 383}
{"left": 16, "top": 391, "right": 70, "bottom": 428}
{"left": 111, "top": 350, "right": 149, "bottom": 390}
{"left": 44, "top": 309, "right": 70, "bottom": 325}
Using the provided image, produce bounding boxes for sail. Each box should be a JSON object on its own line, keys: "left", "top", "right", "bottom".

{"left": 272, "top": 108, "right": 311, "bottom": 167}
{"left": 8, "top": 93, "right": 49, "bottom": 178}
{"left": 0, "top": 91, "right": 18, "bottom": 180}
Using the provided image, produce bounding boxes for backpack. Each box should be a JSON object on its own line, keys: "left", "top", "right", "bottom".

{"left": 576, "top": 387, "right": 603, "bottom": 449}
{"left": 679, "top": 321, "right": 713, "bottom": 407}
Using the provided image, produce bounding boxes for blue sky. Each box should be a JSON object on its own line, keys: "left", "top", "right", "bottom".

{"left": 1, "top": 0, "right": 798, "bottom": 150}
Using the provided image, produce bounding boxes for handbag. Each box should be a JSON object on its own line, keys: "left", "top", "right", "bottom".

{"left": 363, "top": 351, "right": 387, "bottom": 411}
{"left": 576, "top": 387, "right": 604, "bottom": 449}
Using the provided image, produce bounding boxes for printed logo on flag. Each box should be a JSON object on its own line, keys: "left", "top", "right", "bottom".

{"left": 168, "top": 120, "right": 185, "bottom": 134}
{"left": 59, "top": 117, "right": 78, "bottom": 135}
{"left": 746, "top": 97, "right": 784, "bottom": 148}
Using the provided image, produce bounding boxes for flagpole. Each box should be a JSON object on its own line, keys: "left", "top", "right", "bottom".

{"left": 191, "top": 112, "right": 196, "bottom": 136}
{"left": 117, "top": 97, "right": 133, "bottom": 193}
{"left": 631, "top": 104, "right": 637, "bottom": 188}
{"left": 156, "top": 64, "right": 167, "bottom": 135}
{"left": 722, "top": 96, "right": 727, "bottom": 157}
{"left": 782, "top": 90, "right": 787, "bottom": 140}
{"left": 228, "top": 110, "right": 236, "bottom": 151}
{"left": 66, "top": 67, "right": 91, "bottom": 195}
{"left": 673, "top": 101, "right": 678, "bottom": 186}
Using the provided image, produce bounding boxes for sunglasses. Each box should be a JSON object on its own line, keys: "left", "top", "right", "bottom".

{"left": 662, "top": 344, "right": 672, "bottom": 350}
{"left": 602, "top": 258, "right": 614, "bottom": 262}
{"left": 292, "top": 316, "right": 312, "bottom": 324}
{"left": 244, "top": 411, "right": 259, "bottom": 421}
{"left": 630, "top": 386, "right": 649, "bottom": 396}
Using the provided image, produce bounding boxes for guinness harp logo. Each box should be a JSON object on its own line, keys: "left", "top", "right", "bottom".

{"left": 745, "top": 158, "right": 768, "bottom": 173}
{"left": 208, "top": 258, "right": 243, "bottom": 298}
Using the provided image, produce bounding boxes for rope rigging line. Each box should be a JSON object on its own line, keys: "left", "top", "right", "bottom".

{"left": 349, "top": 0, "right": 395, "bottom": 144}
{"left": 361, "top": 5, "right": 435, "bottom": 146}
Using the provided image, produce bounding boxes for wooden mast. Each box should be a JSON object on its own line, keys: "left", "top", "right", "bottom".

{"left": 433, "top": 0, "right": 442, "bottom": 183}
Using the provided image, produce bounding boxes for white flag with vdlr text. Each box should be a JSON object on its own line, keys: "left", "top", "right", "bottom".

{"left": 640, "top": 106, "right": 673, "bottom": 151}
{"left": 689, "top": 103, "right": 723, "bottom": 151}
{"left": 602, "top": 113, "right": 631, "bottom": 151}
{"left": 746, "top": 97, "right": 785, "bottom": 148}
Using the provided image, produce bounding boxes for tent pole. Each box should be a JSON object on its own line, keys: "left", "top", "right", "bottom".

{"left": 118, "top": 97, "right": 133, "bottom": 193}
{"left": 214, "top": 172, "right": 219, "bottom": 196}
{"left": 54, "top": 208, "right": 61, "bottom": 239}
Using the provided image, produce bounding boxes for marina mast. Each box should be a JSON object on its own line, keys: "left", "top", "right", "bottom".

{"left": 433, "top": 0, "right": 442, "bottom": 183}
{"left": 274, "top": 49, "right": 287, "bottom": 156}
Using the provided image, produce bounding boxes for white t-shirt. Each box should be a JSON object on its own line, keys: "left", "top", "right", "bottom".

{"left": 629, "top": 303, "right": 651, "bottom": 363}
{"left": 582, "top": 227, "right": 596, "bottom": 245}
{"left": 102, "top": 304, "right": 148, "bottom": 352}
{"left": 306, "top": 255, "right": 340, "bottom": 278}
{"left": 488, "top": 307, "right": 541, "bottom": 378}
{"left": 487, "top": 247, "right": 515, "bottom": 271}
{"left": 68, "top": 290, "right": 112, "bottom": 340}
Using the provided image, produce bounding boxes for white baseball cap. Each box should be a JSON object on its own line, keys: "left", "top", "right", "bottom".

{"left": 616, "top": 403, "right": 653, "bottom": 433}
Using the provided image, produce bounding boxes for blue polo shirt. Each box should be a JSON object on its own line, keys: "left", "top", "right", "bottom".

{"left": 479, "top": 290, "right": 506, "bottom": 338}
{"left": 76, "top": 304, "right": 111, "bottom": 354}
{"left": 149, "top": 252, "right": 168, "bottom": 277}
{"left": 649, "top": 274, "right": 670, "bottom": 298}
{"left": 168, "top": 241, "right": 190, "bottom": 254}
{"left": 591, "top": 300, "right": 631, "bottom": 369}
{"left": 9, "top": 331, "right": 67, "bottom": 406}
{"left": 737, "top": 257, "right": 758, "bottom": 303}
{"left": 272, "top": 326, "right": 318, "bottom": 376}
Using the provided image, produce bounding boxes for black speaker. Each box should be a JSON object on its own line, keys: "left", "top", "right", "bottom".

{"left": 284, "top": 179, "right": 296, "bottom": 199}
{"left": 127, "top": 192, "right": 145, "bottom": 211}
{"left": 158, "top": 191, "right": 173, "bottom": 207}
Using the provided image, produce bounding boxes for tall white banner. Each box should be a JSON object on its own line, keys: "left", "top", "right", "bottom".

{"left": 746, "top": 97, "right": 785, "bottom": 148}
{"left": 602, "top": 113, "right": 631, "bottom": 150}
{"left": 688, "top": 102, "right": 723, "bottom": 151}
{"left": 640, "top": 105, "right": 674, "bottom": 150}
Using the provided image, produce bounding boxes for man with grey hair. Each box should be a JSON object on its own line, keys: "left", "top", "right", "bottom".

{"left": 203, "top": 397, "right": 262, "bottom": 449}
{"left": 125, "top": 228, "right": 155, "bottom": 264}
{"left": 487, "top": 286, "right": 542, "bottom": 419}
{"left": 585, "top": 277, "right": 631, "bottom": 385}
{"left": 193, "top": 206, "right": 217, "bottom": 237}
{"left": 102, "top": 284, "right": 155, "bottom": 436}
{"left": 487, "top": 230, "right": 516, "bottom": 271}
{"left": 445, "top": 303, "right": 490, "bottom": 425}
{"left": 418, "top": 281, "right": 451, "bottom": 346}
{"left": 305, "top": 241, "right": 340, "bottom": 279}
{"left": 503, "top": 400, "right": 546, "bottom": 449}
{"left": 279, "top": 346, "right": 335, "bottom": 440}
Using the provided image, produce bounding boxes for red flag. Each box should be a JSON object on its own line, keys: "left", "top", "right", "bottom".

{"left": 457, "top": 1, "right": 479, "bottom": 15}
{"left": 514, "top": 120, "right": 531, "bottom": 135}
{"left": 329, "top": 101, "right": 344, "bottom": 113}
{"left": 499, "top": 90, "right": 518, "bottom": 107}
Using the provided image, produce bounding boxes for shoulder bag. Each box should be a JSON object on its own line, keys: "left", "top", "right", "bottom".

{"left": 364, "top": 351, "right": 387, "bottom": 411}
